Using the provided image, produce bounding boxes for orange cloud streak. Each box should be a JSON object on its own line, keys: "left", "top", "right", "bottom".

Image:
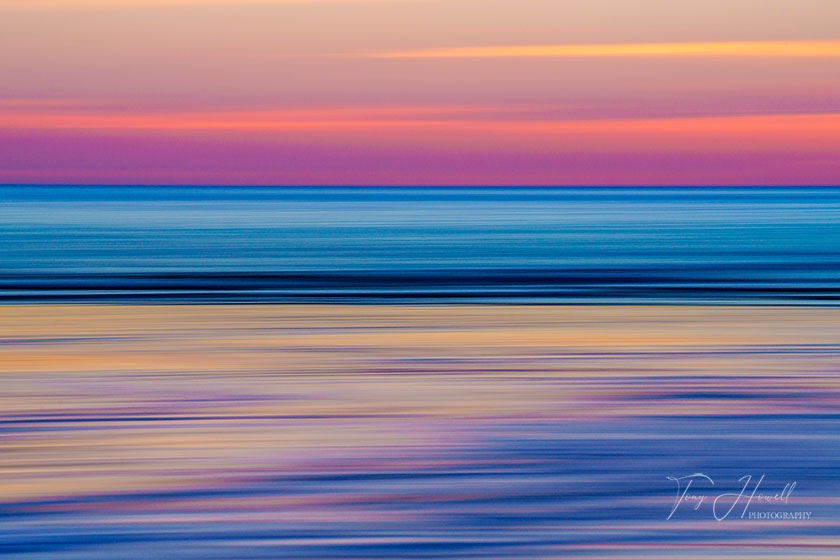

{"left": 0, "top": 106, "right": 498, "bottom": 130}
{"left": 2, "top": 107, "right": 838, "bottom": 144}
{"left": 366, "top": 41, "right": 840, "bottom": 58}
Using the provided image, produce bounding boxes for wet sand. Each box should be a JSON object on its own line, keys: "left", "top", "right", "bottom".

{"left": 2, "top": 304, "right": 840, "bottom": 558}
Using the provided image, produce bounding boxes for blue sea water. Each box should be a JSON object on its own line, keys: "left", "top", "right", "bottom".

{"left": 2, "top": 185, "right": 839, "bottom": 303}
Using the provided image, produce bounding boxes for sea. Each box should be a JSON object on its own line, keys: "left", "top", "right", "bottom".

{"left": 2, "top": 185, "right": 839, "bottom": 303}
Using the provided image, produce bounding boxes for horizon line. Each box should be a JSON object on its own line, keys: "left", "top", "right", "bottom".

{"left": 4, "top": 184, "right": 840, "bottom": 188}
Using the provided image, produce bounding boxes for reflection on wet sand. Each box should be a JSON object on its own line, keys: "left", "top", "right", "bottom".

{"left": 2, "top": 305, "right": 840, "bottom": 558}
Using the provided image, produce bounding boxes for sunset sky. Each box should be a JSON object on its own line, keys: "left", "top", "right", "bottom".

{"left": 1, "top": 0, "right": 838, "bottom": 185}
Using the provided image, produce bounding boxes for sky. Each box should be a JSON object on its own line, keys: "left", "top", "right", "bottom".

{"left": 1, "top": 0, "right": 838, "bottom": 185}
